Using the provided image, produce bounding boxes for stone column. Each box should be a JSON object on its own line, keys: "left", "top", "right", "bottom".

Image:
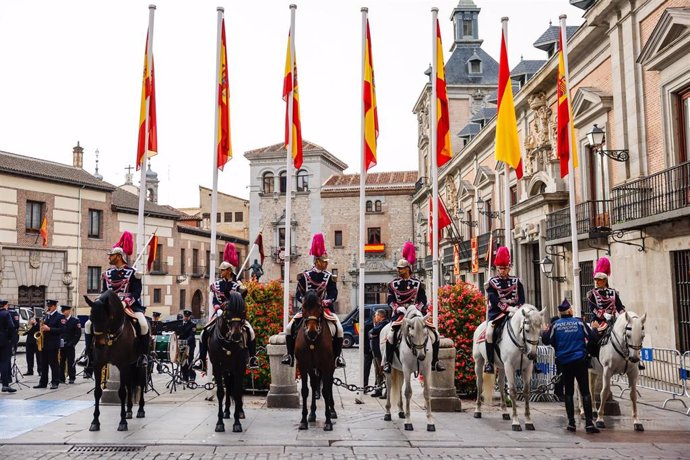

{"left": 428, "top": 337, "right": 461, "bottom": 412}
{"left": 101, "top": 364, "right": 121, "bottom": 405}
{"left": 266, "top": 333, "right": 299, "bottom": 408}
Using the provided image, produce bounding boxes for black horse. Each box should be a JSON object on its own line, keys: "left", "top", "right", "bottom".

{"left": 208, "top": 291, "right": 248, "bottom": 433}
{"left": 84, "top": 290, "right": 148, "bottom": 432}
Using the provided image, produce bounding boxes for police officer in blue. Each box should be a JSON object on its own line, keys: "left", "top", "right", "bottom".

{"left": 59, "top": 305, "right": 81, "bottom": 384}
{"left": 0, "top": 299, "right": 17, "bottom": 393}
{"left": 34, "top": 300, "right": 65, "bottom": 389}
{"left": 542, "top": 299, "right": 600, "bottom": 434}
{"left": 177, "top": 310, "right": 196, "bottom": 382}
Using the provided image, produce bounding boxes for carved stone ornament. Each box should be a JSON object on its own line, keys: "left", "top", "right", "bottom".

{"left": 62, "top": 271, "right": 73, "bottom": 286}
{"left": 29, "top": 251, "right": 40, "bottom": 269}
{"left": 523, "top": 92, "right": 557, "bottom": 178}
{"left": 445, "top": 175, "right": 458, "bottom": 216}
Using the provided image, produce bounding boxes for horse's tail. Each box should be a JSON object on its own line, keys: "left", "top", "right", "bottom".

{"left": 481, "top": 371, "right": 495, "bottom": 405}
{"left": 390, "top": 369, "right": 403, "bottom": 408}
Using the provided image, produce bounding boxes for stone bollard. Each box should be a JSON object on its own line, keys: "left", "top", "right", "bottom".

{"left": 428, "top": 337, "right": 462, "bottom": 412}
{"left": 266, "top": 333, "right": 300, "bottom": 408}
{"left": 101, "top": 364, "right": 121, "bottom": 405}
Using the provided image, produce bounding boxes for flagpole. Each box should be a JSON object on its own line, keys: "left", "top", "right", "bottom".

{"left": 137, "top": 4, "right": 156, "bottom": 279}
{"left": 283, "top": 4, "right": 297, "bottom": 332}
{"left": 358, "top": 7, "right": 368, "bottom": 397}
{"left": 561, "top": 14, "right": 582, "bottom": 317}
{"left": 501, "top": 17, "right": 512, "bottom": 262}
{"left": 431, "top": 8, "right": 439, "bottom": 328}
{"left": 209, "top": 7, "right": 224, "bottom": 319}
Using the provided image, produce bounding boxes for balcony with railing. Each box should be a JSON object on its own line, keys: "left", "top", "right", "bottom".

{"left": 612, "top": 161, "right": 690, "bottom": 227}
{"left": 545, "top": 200, "right": 612, "bottom": 241}
{"left": 270, "top": 246, "right": 300, "bottom": 263}
{"left": 150, "top": 261, "right": 169, "bottom": 275}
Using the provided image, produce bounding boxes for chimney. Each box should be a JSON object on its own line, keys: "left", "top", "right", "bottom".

{"left": 73, "top": 141, "right": 84, "bottom": 168}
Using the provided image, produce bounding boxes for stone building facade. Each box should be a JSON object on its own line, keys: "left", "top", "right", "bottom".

{"left": 179, "top": 185, "right": 249, "bottom": 241}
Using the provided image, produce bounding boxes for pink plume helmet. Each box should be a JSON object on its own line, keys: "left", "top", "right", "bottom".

{"left": 494, "top": 246, "right": 511, "bottom": 267}
{"left": 402, "top": 241, "right": 416, "bottom": 266}
{"left": 112, "top": 231, "right": 134, "bottom": 256}
{"left": 309, "top": 233, "right": 328, "bottom": 260}
{"left": 594, "top": 257, "right": 611, "bottom": 279}
{"left": 223, "top": 243, "right": 238, "bottom": 268}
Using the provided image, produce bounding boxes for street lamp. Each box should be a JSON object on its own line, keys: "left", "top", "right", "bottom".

{"left": 586, "top": 124, "right": 629, "bottom": 162}
{"left": 444, "top": 270, "right": 451, "bottom": 285}
{"left": 476, "top": 196, "right": 502, "bottom": 218}
{"left": 540, "top": 256, "right": 566, "bottom": 283}
{"left": 456, "top": 208, "right": 478, "bottom": 227}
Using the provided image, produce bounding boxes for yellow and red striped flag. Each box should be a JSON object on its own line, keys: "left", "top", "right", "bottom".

{"left": 217, "top": 18, "right": 232, "bottom": 171}
{"left": 494, "top": 25, "right": 522, "bottom": 179}
{"left": 136, "top": 33, "right": 158, "bottom": 170}
{"left": 39, "top": 214, "right": 48, "bottom": 247}
{"left": 363, "top": 19, "right": 378, "bottom": 171}
{"left": 283, "top": 32, "right": 303, "bottom": 170}
{"left": 557, "top": 28, "right": 578, "bottom": 178}
{"left": 435, "top": 20, "right": 452, "bottom": 168}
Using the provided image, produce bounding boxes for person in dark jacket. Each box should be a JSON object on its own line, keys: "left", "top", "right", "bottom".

{"left": 177, "top": 310, "right": 196, "bottom": 382}
{"left": 59, "top": 305, "right": 81, "bottom": 384}
{"left": 34, "top": 299, "right": 65, "bottom": 389}
{"left": 0, "top": 300, "right": 17, "bottom": 392}
{"left": 369, "top": 309, "right": 389, "bottom": 398}
{"left": 542, "top": 299, "right": 599, "bottom": 434}
{"left": 25, "top": 316, "right": 41, "bottom": 376}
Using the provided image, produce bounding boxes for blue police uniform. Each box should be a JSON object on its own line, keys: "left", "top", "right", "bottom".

{"left": 36, "top": 309, "right": 66, "bottom": 388}
{"left": 0, "top": 306, "right": 16, "bottom": 391}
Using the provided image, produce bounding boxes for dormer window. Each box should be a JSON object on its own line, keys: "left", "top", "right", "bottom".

{"left": 469, "top": 58, "right": 481, "bottom": 74}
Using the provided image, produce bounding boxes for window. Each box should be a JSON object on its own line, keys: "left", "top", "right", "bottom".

{"left": 192, "top": 249, "right": 200, "bottom": 275}
{"left": 367, "top": 227, "right": 381, "bottom": 244}
{"left": 88, "top": 209, "right": 102, "bottom": 238}
{"left": 234, "top": 212, "right": 243, "bottom": 222}
{"left": 374, "top": 200, "right": 382, "bottom": 212}
{"left": 510, "top": 186, "right": 517, "bottom": 206}
{"left": 25, "top": 200, "right": 44, "bottom": 232}
{"left": 153, "top": 243, "right": 163, "bottom": 272}
{"left": 679, "top": 87, "right": 690, "bottom": 163}
{"left": 179, "top": 289, "right": 186, "bottom": 309}
{"left": 262, "top": 172, "right": 274, "bottom": 194}
{"left": 153, "top": 289, "right": 162, "bottom": 304}
{"left": 205, "top": 250, "right": 210, "bottom": 276}
{"left": 87, "top": 267, "right": 101, "bottom": 294}
{"left": 202, "top": 212, "right": 210, "bottom": 220}
{"left": 216, "top": 213, "right": 221, "bottom": 223}
{"left": 278, "top": 227, "right": 286, "bottom": 248}
{"left": 463, "top": 16, "right": 473, "bottom": 37}
{"left": 331, "top": 269, "right": 338, "bottom": 278}
{"left": 366, "top": 200, "right": 373, "bottom": 212}
{"left": 334, "top": 230, "right": 343, "bottom": 247}
{"left": 180, "top": 248, "right": 186, "bottom": 274}
{"left": 279, "top": 171, "right": 287, "bottom": 194}
{"left": 296, "top": 169, "right": 309, "bottom": 192}
{"left": 469, "top": 59, "right": 481, "bottom": 74}
{"left": 224, "top": 212, "right": 233, "bottom": 222}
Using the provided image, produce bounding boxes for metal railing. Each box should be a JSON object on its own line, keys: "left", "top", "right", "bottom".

{"left": 545, "top": 200, "right": 612, "bottom": 241}
{"left": 683, "top": 351, "right": 690, "bottom": 415}
{"left": 514, "top": 345, "right": 558, "bottom": 402}
{"left": 612, "top": 161, "right": 690, "bottom": 224}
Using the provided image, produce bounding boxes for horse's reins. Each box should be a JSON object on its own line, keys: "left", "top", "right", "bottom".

{"left": 609, "top": 315, "right": 643, "bottom": 374}
{"left": 404, "top": 320, "right": 429, "bottom": 358}
{"left": 507, "top": 309, "right": 539, "bottom": 354}
{"left": 302, "top": 313, "right": 323, "bottom": 343}
{"left": 92, "top": 313, "right": 126, "bottom": 348}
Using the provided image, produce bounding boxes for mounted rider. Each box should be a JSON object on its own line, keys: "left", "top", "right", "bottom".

{"left": 383, "top": 241, "right": 446, "bottom": 374}
{"left": 100, "top": 231, "right": 149, "bottom": 367}
{"left": 483, "top": 246, "right": 525, "bottom": 374}
{"left": 281, "top": 233, "right": 346, "bottom": 368}
{"left": 196, "top": 243, "right": 259, "bottom": 371}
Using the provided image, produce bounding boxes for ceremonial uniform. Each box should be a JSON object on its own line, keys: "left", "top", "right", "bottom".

{"left": 35, "top": 304, "right": 66, "bottom": 389}
{"left": 24, "top": 319, "right": 41, "bottom": 376}
{"left": 0, "top": 300, "right": 16, "bottom": 392}
{"left": 177, "top": 312, "right": 196, "bottom": 382}
{"left": 586, "top": 287, "right": 625, "bottom": 328}
{"left": 59, "top": 307, "right": 81, "bottom": 383}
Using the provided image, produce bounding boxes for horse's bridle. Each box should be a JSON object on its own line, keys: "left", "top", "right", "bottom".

{"left": 610, "top": 315, "right": 643, "bottom": 371}
{"left": 302, "top": 313, "right": 323, "bottom": 343}
{"left": 91, "top": 308, "right": 125, "bottom": 348}
{"left": 404, "top": 317, "right": 429, "bottom": 358}
{"left": 507, "top": 310, "right": 539, "bottom": 354}
{"left": 224, "top": 316, "right": 246, "bottom": 344}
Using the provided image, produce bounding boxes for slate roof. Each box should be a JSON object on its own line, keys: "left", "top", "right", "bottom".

{"left": 511, "top": 60, "right": 547, "bottom": 77}
{"left": 0, "top": 150, "right": 116, "bottom": 192}
{"left": 533, "top": 25, "right": 579, "bottom": 51}
{"left": 470, "top": 108, "right": 497, "bottom": 123}
{"left": 458, "top": 123, "right": 481, "bottom": 138}
{"left": 245, "top": 140, "right": 325, "bottom": 156}
{"left": 444, "top": 46, "right": 499, "bottom": 85}
{"left": 486, "top": 86, "right": 519, "bottom": 104}
{"left": 111, "top": 188, "right": 184, "bottom": 220}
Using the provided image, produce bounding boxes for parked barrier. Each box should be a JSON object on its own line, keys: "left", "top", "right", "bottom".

{"left": 682, "top": 351, "right": 690, "bottom": 415}
{"left": 514, "top": 345, "right": 558, "bottom": 402}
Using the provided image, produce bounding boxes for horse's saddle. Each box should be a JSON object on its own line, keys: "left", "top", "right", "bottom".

{"left": 476, "top": 317, "right": 507, "bottom": 344}
{"left": 123, "top": 307, "right": 146, "bottom": 335}
{"left": 290, "top": 314, "right": 336, "bottom": 338}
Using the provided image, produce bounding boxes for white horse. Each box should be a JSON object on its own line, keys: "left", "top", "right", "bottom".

{"left": 379, "top": 307, "right": 435, "bottom": 432}
{"left": 472, "top": 304, "right": 545, "bottom": 431}
{"left": 589, "top": 311, "right": 646, "bottom": 431}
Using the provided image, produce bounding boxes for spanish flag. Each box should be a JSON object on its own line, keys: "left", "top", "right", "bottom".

{"left": 283, "top": 32, "right": 303, "bottom": 170}
{"left": 146, "top": 233, "right": 158, "bottom": 272}
{"left": 217, "top": 18, "right": 232, "bottom": 171}
{"left": 363, "top": 19, "right": 378, "bottom": 171}
{"left": 494, "top": 24, "right": 522, "bottom": 179}
{"left": 557, "top": 28, "right": 578, "bottom": 178}
{"left": 39, "top": 214, "right": 48, "bottom": 247}
{"left": 136, "top": 33, "right": 158, "bottom": 170}
{"left": 435, "top": 20, "right": 452, "bottom": 168}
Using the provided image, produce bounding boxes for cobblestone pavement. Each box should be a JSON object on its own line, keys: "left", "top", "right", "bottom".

{"left": 1, "top": 347, "right": 688, "bottom": 459}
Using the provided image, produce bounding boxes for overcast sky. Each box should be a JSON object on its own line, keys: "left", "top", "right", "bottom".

{"left": 0, "top": 0, "right": 584, "bottom": 207}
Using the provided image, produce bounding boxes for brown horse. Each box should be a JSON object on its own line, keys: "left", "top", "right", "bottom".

{"left": 84, "top": 290, "right": 148, "bottom": 432}
{"left": 208, "top": 291, "right": 247, "bottom": 433}
{"left": 294, "top": 290, "right": 336, "bottom": 431}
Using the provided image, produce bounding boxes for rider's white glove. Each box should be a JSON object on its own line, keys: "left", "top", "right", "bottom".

{"left": 507, "top": 306, "right": 518, "bottom": 314}
{"left": 396, "top": 306, "right": 407, "bottom": 315}
{"left": 604, "top": 313, "right": 612, "bottom": 321}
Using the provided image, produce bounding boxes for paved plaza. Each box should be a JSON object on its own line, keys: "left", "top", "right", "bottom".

{"left": 0, "top": 347, "right": 688, "bottom": 459}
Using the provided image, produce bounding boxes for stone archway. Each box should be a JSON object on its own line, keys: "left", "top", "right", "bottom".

{"left": 191, "top": 290, "right": 203, "bottom": 318}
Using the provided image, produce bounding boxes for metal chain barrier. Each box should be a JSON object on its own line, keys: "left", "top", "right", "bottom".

{"left": 332, "top": 376, "right": 386, "bottom": 395}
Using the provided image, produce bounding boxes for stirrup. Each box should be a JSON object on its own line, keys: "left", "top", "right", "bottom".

{"left": 382, "top": 362, "right": 392, "bottom": 374}
{"left": 432, "top": 361, "right": 446, "bottom": 372}
{"left": 281, "top": 354, "right": 294, "bottom": 366}
{"left": 638, "top": 363, "right": 646, "bottom": 370}
{"left": 483, "top": 363, "right": 494, "bottom": 374}
{"left": 248, "top": 356, "right": 259, "bottom": 369}
{"left": 335, "top": 356, "right": 346, "bottom": 368}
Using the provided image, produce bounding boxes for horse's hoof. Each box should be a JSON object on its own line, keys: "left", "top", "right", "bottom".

{"left": 136, "top": 410, "right": 145, "bottom": 419}
{"left": 502, "top": 413, "right": 511, "bottom": 421}
{"left": 404, "top": 423, "right": 414, "bottom": 431}
{"left": 634, "top": 423, "right": 644, "bottom": 432}
{"left": 596, "top": 420, "right": 605, "bottom": 429}
{"left": 525, "top": 423, "right": 535, "bottom": 431}
{"left": 427, "top": 424, "right": 436, "bottom": 432}
{"left": 239, "top": 411, "right": 246, "bottom": 420}
{"left": 473, "top": 412, "right": 481, "bottom": 419}
{"left": 223, "top": 411, "right": 230, "bottom": 419}
{"left": 298, "top": 422, "right": 308, "bottom": 430}
{"left": 215, "top": 424, "right": 225, "bottom": 433}
{"left": 308, "top": 414, "right": 316, "bottom": 423}
{"left": 330, "top": 410, "right": 338, "bottom": 419}
{"left": 383, "top": 414, "right": 392, "bottom": 421}
{"left": 398, "top": 411, "right": 405, "bottom": 419}
{"left": 117, "top": 423, "right": 128, "bottom": 432}
{"left": 512, "top": 424, "right": 522, "bottom": 432}
{"left": 232, "top": 423, "right": 242, "bottom": 433}
{"left": 125, "top": 411, "right": 132, "bottom": 420}
{"left": 89, "top": 423, "right": 100, "bottom": 432}
{"left": 324, "top": 423, "right": 333, "bottom": 431}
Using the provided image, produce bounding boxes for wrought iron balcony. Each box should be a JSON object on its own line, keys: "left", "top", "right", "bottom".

{"left": 612, "top": 161, "right": 690, "bottom": 225}
{"left": 270, "top": 246, "right": 299, "bottom": 263}
{"left": 149, "top": 261, "right": 169, "bottom": 276}
{"left": 545, "top": 200, "right": 612, "bottom": 241}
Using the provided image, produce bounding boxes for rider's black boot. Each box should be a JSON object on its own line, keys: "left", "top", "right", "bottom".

{"left": 383, "top": 341, "right": 395, "bottom": 374}
{"left": 564, "top": 395, "right": 576, "bottom": 432}
{"left": 136, "top": 335, "right": 150, "bottom": 368}
{"left": 582, "top": 395, "right": 600, "bottom": 433}
{"left": 431, "top": 340, "right": 446, "bottom": 372}
{"left": 281, "top": 333, "right": 295, "bottom": 366}
{"left": 194, "top": 330, "right": 208, "bottom": 371}
{"left": 484, "top": 342, "right": 495, "bottom": 374}
{"left": 247, "top": 337, "right": 259, "bottom": 369}
{"left": 333, "top": 337, "right": 345, "bottom": 368}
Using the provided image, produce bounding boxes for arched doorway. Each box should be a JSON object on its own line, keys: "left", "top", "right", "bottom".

{"left": 191, "top": 290, "right": 203, "bottom": 318}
